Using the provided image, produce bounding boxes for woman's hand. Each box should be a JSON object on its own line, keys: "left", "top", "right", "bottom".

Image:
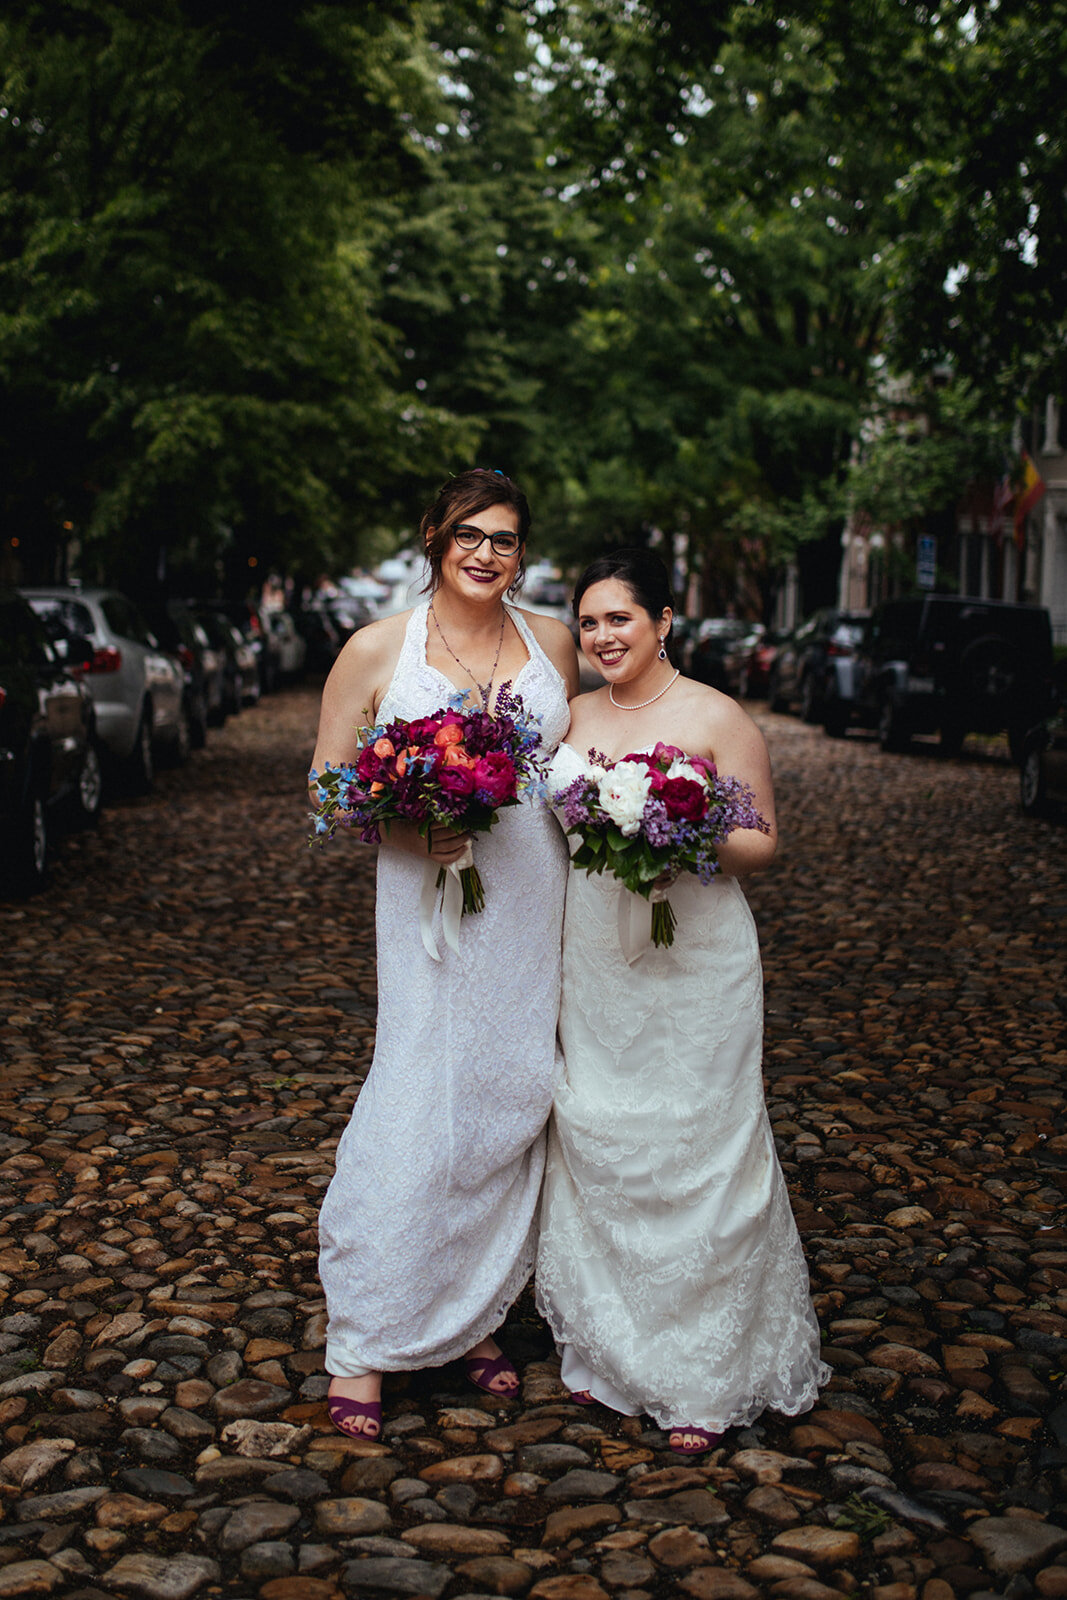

{"left": 384, "top": 818, "right": 472, "bottom": 865}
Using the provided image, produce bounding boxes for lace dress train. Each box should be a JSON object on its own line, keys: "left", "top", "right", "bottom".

{"left": 536, "top": 742, "right": 829, "bottom": 1434}
{"left": 318, "top": 604, "right": 570, "bottom": 1377}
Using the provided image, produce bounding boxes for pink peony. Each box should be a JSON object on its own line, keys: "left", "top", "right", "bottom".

{"left": 473, "top": 751, "right": 518, "bottom": 805}
{"left": 657, "top": 775, "right": 708, "bottom": 821}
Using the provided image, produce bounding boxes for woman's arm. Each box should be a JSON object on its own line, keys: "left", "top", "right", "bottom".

{"left": 309, "top": 614, "right": 470, "bottom": 865}
{"left": 702, "top": 694, "right": 778, "bottom": 878}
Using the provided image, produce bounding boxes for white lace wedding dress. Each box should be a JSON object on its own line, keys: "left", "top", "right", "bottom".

{"left": 318, "top": 603, "right": 570, "bottom": 1377}
{"left": 536, "top": 742, "right": 829, "bottom": 1433}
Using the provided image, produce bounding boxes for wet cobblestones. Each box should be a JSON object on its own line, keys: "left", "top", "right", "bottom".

{"left": 0, "top": 686, "right": 1064, "bottom": 1599}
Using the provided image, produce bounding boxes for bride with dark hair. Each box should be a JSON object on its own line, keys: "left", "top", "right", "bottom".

{"left": 537, "top": 547, "right": 828, "bottom": 1455}
{"left": 311, "top": 468, "right": 579, "bottom": 1440}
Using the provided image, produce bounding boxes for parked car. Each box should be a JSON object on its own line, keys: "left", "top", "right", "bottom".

{"left": 139, "top": 598, "right": 224, "bottom": 748}
{"left": 1, "top": 589, "right": 103, "bottom": 893}
{"left": 213, "top": 600, "right": 282, "bottom": 694}
{"left": 264, "top": 609, "right": 307, "bottom": 681}
{"left": 23, "top": 586, "right": 187, "bottom": 789}
{"left": 837, "top": 595, "right": 1054, "bottom": 760}
{"left": 687, "top": 618, "right": 750, "bottom": 691}
{"left": 767, "top": 608, "right": 870, "bottom": 723}
{"left": 1019, "top": 668, "right": 1067, "bottom": 817}
{"left": 733, "top": 627, "right": 782, "bottom": 699}
{"left": 293, "top": 602, "right": 345, "bottom": 672}
{"left": 192, "top": 607, "right": 260, "bottom": 714}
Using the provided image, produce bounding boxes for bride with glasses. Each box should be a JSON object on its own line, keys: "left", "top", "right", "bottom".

{"left": 311, "top": 469, "right": 579, "bottom": 1439}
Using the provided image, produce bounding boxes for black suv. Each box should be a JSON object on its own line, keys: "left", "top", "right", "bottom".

{"left": 0, "top": 589, "right": 103, "bottom": 893}
{"left": 845, "top": 595, "right": 1054, "bottom": 761}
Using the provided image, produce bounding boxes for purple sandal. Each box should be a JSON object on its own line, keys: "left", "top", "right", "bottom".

{"left": 465, "top": 1350, "right": 519, "bottom": 1398}
{"left": 570, "top": 1390, "right": 596, "bottom": 1406}
{"left": 328, "top": 1395, "right": 382, "bottom": 1441}
{"left": 669, "top": 1426, "right": 722, "bottom": 1455}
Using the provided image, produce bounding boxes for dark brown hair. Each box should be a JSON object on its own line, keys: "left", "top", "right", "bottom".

{"left": 573, "top": 547, "right": 675, "bottom": 637}
{"left": 419, "top": 468, "right": 530, "bottom": 594}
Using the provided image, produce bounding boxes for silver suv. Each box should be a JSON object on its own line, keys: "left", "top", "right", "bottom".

{"left": 23, "top": 586, "right": 186, "bottom": 789}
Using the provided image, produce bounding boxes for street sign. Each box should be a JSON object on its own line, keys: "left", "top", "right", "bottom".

{"left": 917, "top": 534, "right": 937, "bottom": 589}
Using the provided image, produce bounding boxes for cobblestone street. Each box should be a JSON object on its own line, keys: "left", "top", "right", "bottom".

{"left": 1, "top": 685, "right": 1065, "bottom": 1600}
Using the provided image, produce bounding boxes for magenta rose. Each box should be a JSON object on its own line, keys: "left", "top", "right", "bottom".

{"left": 658, "top": 775, "right": 708, "bottom": 821}
{"left": 406, "top": 716, "right": 444, "bottom": 745}
{"left": 437, "top": 763, "right": 477, "bottom": 799}
{"left": 473, "top": 751, "right": 518, "bottom": 806}
{"left": 357, "top": 744, "right": 385, "bottom": 782}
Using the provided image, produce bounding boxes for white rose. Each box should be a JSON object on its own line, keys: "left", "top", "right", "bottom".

{"left": 597, "top": 763, "right": 652, "bottom": 835}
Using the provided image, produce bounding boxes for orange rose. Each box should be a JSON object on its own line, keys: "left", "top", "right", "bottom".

{"left": 434, "top": 724, "right": 464, "bottom": 747}
{"left": 373, "top": 737, "right": 395, "bottom": 758}
{"left": 443, "top": 743, "right": 475, "bottom": 769}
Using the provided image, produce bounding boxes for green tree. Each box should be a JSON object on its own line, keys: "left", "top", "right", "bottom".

{"left": 0, "top": 0, "right": 464, "bottom": 593}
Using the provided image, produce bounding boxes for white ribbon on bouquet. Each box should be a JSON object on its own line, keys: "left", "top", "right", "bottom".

{"left": 617, "top": 881, "right": 671, "bottom": 965}
{"left": 418, "top": 840, "right": 475, "bottom": 962}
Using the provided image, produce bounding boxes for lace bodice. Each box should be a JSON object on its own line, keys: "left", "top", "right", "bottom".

{"left": 379, "top": 601, "right": 570, "bottom": 754}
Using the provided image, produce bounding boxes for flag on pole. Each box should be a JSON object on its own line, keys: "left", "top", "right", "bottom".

{"left": 988, "top": 469, "right": 1014, "bottom": 547}
{"left": 1013, "top": 449, "right": 1046, "bottom": 550}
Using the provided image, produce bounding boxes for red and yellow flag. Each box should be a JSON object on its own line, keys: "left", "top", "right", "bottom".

{"left": 1013, "top": 450, "right": 1046, "bottom": 550}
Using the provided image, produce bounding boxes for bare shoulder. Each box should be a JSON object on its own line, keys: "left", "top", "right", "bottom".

{"left": 515, "top": 607, "right": 580, "bottom": 695}
{"left": 340, "top": 608, "right": 410, "bottom": 666}
{"left": 516, "top": 608, "right": 575, "bottom": 656}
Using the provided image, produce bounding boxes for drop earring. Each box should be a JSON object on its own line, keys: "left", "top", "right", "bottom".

{"left": 658, "top": 638, "right": 667, "bottom": 661}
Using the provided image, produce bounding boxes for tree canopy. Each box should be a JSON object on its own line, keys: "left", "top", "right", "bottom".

{"left": 2, "top": 0, "right": 1063, "bottom": 610}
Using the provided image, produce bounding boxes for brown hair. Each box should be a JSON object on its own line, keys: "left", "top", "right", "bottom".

{"left": 419, "top": 468, "right": 530, "bottom": 595}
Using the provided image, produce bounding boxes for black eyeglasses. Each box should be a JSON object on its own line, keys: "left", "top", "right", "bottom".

{"left": 452, "top": 525, "right": 522, "bottom": 558}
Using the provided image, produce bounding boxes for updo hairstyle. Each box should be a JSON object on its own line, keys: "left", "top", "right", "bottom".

{"left": 573, "top": 547, "right": 675, "bottom": 645}
{"left": 420, "top": 468, "right": 530, "bottom": 595}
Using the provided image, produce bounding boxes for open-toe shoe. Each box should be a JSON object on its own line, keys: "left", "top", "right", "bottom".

{"left": 328, "top": 1395, "right": 382, "bottom": 1441}
{"left": 668, "top": 1426, "right": 722, "bottom": 1455}
{"left": 464, "top": 1350, "right": 519, "bottom": 1398}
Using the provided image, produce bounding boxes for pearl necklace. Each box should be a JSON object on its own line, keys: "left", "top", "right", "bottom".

{"left": 608, "top": 669, "right": 680, "bottom": 710}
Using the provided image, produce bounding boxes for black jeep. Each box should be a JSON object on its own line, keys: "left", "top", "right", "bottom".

{"left": 843, "top": 595, "right": 1054, "bottom": 762}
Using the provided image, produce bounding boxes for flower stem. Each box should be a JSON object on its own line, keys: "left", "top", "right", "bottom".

{"left": 650, "top": 897, "right": 676, "bottom": 948}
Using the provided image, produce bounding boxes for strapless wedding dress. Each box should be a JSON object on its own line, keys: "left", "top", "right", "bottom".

{"left": 536, "top": 741, "right": 828, "bottom": 1432}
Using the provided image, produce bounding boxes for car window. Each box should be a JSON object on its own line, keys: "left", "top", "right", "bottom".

{"left": 26, "top": 595, "right": 96, "bottom": 639}
{"left": 102, "top": 593, "right": 156, "bottom": 646}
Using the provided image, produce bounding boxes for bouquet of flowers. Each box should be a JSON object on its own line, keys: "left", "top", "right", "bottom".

{"left": 553, "top": 741, "right": 769, "bottom": 952}
{"left": 309, "top": 686, "right": 544, "bottom": 956}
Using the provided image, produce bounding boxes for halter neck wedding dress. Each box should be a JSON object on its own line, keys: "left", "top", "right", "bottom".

{"left": 318, "top": 602, "right": 570, "bottom": 1377}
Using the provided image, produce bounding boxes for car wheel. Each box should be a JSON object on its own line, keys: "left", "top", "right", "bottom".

{"left": 4, "top": 792, "right": 48, "bottom": 895}
{"left": 768, "top": 670, "right": 788, "bottom": 713}
{"left": 800, "top": 675, "right": 820, "bottom": 724}
{"left": 939, "top": 719, "right": 965, "bottom": 757}
{"left": 189, "top": 692, "right": 208, "bottom": 750}
{"left": 72, "top": 740, "right": 104, "bottom": 827}
{"left": 128, "top": 706, "right": 155, "bottom": 792}
{"left": 1019, "top": 745, "right": 1048, "bottom": 816}
{"left": 1007, "top": 720, "right": 1029, "bottom": 767}
{"left": 824, "top": 703, "right": 849, "bottom": 739}
{"left": 169, "top": 704, "right": 192, "bottom": 766}
{"left": 878, "top": 696, "right": 910, "bottom": 753}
